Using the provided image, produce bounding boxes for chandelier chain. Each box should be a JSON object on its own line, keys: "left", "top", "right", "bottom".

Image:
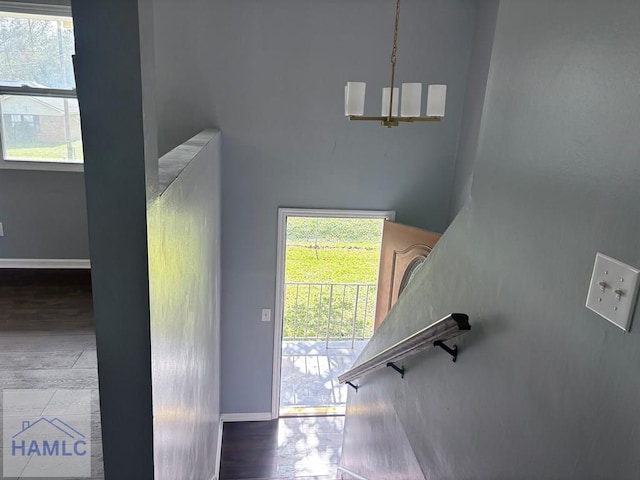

{"left": 391, "top": 0, "right": 400, "bottom": 68}
{"left": 387, "top": 0, "right": 401, "bottom": 118}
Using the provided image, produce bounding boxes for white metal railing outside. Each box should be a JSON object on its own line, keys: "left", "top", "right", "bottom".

{"left": 283, "top": 282, "right": 376, "bottom": 347}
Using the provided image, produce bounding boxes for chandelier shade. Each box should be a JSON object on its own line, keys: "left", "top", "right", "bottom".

{"left": 426, "top": 84, "right": 447, "bottom": 117}
{"left": 344, "top": 82, "right": 366, "bottom": 116}
{"left": 381, "top": 87, "right": 399, "bottom": 116}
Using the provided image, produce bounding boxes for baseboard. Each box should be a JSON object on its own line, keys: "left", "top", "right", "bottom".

{"left": 212, "top": 418, "right": 224, "bottom": 480}
{"left": 337, "top": 466, "right": 369, "bottom": 480}
{"left": 0, "top": 258, "right": 90, "bottom": 269}
{"left": 220, "top": 412, "right": 273, "bottom": 422}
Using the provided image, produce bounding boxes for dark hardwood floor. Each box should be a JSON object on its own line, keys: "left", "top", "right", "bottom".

{"left": 0, "top": 269, "right": 104, "bottom": 479}
{"left": 0, "top": 269, "right": 94, "bottom": 332}
{"left": 219, "top": 416, "right": 345, "bottom": 480}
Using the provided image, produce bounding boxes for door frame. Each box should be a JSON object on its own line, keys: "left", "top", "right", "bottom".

{"left": 271, "top": 208, "right": 396, "bottom": 418}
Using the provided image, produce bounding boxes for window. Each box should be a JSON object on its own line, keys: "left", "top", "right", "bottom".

{"left": 0, "top": 4, "right": 82, "bottom": 171}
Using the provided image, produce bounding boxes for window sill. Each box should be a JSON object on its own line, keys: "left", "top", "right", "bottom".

{"left": 0, "top": 161, "right": 83, "bottom": 173}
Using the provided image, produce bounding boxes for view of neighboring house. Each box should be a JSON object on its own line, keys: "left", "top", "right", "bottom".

{"left": 1, "top": 94, "right": 81, "bottom": 145}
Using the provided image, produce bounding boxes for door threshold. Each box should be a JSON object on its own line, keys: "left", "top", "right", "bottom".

{"left": 279, "top": 405, "right": 346, "bottom": 417}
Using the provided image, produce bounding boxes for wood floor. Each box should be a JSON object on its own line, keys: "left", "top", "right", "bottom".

{"left": 219, "top": 416, "right": 345, "bottom": 480}
{"left": 0, "top": 269, "right": 104, "bottom": 479}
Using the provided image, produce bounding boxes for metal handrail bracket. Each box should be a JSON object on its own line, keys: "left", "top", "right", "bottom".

{"left": 338, "top": 313, "right": 470, "bottom": 387}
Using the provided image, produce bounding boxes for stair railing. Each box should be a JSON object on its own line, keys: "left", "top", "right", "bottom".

{"left": 337, "top": 313, "right": 470, "bottom": 391}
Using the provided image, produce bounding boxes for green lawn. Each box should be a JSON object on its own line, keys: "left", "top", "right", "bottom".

{"left": 285, "top": 244, "right": 381, "bottom": 284}
{"left": 287, "top": 216, "right": 383, "bottom": 245}
{"left": 283, "top": 217, "right": 383, "bottom": 339}
{"left": 284, "top": 216, "right": 383, "bottom": 284}
{"left": 7, "top": 140, "right": 83, "bottom": 162}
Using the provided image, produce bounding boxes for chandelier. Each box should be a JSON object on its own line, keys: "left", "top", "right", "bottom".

{"left": 344, "top": 0, "right": 447, "bottom": 127}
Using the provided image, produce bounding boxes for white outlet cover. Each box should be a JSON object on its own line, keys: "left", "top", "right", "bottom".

{"left": 586, "top": 253, "right": 640, "bottom": 332}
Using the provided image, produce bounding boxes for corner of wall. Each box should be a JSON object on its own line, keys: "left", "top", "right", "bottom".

{"left": 448, "top": 0, "right": 500, "bottom": 221}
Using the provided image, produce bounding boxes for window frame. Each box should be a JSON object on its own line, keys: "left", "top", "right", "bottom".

{"left": 0, "top": 2, "right": 83, "bottom": 173}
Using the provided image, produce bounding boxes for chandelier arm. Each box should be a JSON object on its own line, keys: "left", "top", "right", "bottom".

{"left": 348, "top": 116, "right": 440, "bottom": 123}
{"left": 388, "top": 0, "right": 400, "bottom": 119}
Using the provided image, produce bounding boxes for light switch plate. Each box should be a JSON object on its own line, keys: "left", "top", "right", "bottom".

{"left": 0, "top": 222, "right": 3, "bottom": 237}
{"left": 261, "top": 308, "right": 271, "bottom": 322}
{"left": 586, "top": 253, "right": 640, "bottom": 332}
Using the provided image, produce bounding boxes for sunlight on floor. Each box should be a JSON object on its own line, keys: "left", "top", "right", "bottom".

{"left": 277, "top": 416, "right": 344, "bottom": 477}
{"left": 280, "top": 340, "right": 366, "bottom": 415}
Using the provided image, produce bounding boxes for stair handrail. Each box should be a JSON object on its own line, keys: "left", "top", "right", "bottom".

{"left": 338, "top": 313, "right": 470, "bottom": 388}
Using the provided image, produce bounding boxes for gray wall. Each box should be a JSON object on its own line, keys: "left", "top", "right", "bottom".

{"left": 449, "top": 0, "right": 499, "bottom": 219}
{"left": 0, "top": 0, "right": 213, "bottom": 261}
{"left": 74, "top": 1, "right": 223, "bottom": 478}
{"left": 212, "top": 0, "right": 479, "bottom": 415}
{"left": 153, "top": 0, "right": 214, "bottom": 157}
{"left": 72, "top": 1, "right": 155, "bottom": 478}
{"left": 0, "top": 171, "right": 89, "bottom": 259}
{"left": 0, "top": 0, "right": 89, "bottom": 261}
{"left": 152, "top": 4, "right": 223, "bottom": 473}
{"left": 341, "top": 1, "right": 640, "bottom": 479}
{"left": 148, "top": 132, "right": 221, "bottom": 480}
{"left": 16, "top": 0, "right": 70, "bottom": 5}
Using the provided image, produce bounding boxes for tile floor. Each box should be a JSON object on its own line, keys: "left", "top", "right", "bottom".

{"left": 0, "top": 270, "right": 104, "bottom": 479}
